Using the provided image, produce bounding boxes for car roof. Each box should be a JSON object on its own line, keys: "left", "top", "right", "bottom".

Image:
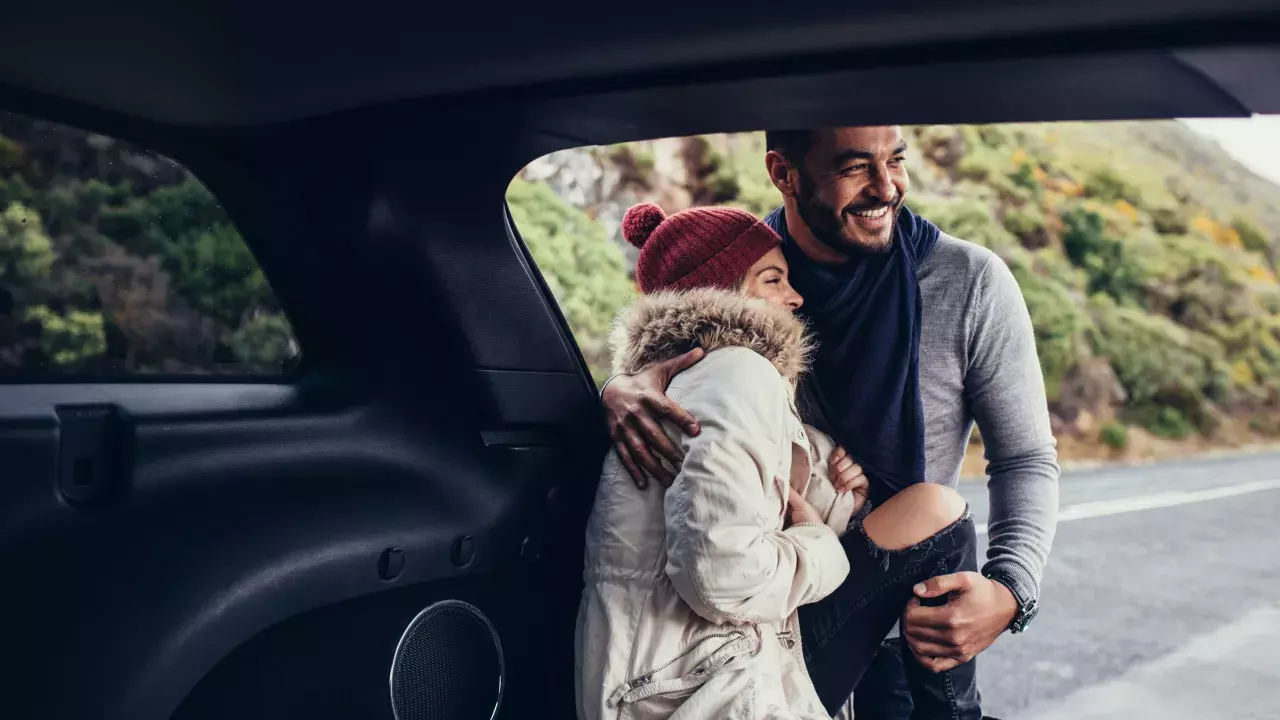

{"left": 2, "top": 0, "right": 1278, "bottom": 129}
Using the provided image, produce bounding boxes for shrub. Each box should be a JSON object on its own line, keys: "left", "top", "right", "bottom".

{"left": 1061, "top": 206, "right": 1143, "bottom": 302}
{"left": 1099, "top": 421, "right": 1129, "bottom": 450}
{"left": 0, "top": 202, "right": 55, "bottom": 289}
{"left": 1233, "top": 216, "right": 1271, "bottom": 255}
{"left": 1191, "top": 214, "right": 1244, "bottom": 249}
{"left": 1083, "top": 167, "right": 1142, "bottom": 206}
{"left": 1003, "top": 206, "right": 1049, "bottom": 247}
{"left": 1134, "top": 405, "right": 1194, "bottom": 440}
{"left": 1089, "top": 296, "right": 1223, "bottom": 408}
{"left": 1009, "top": 162, "right": 1042, "bottom": 194}
{"left": 1151, "top": 207, "right": 1189, "bottom": 235}
{"left": 227, "top": 311, "right": 298, "bottom": 372}
{"left": 21, "top": 305, "right": 107, "bottom": 367}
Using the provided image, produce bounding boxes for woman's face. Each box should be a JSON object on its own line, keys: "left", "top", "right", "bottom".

{"left": 741, "top": 247, "right": 804, "bottom": 311}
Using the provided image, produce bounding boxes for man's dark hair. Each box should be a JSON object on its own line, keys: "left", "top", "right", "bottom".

{"left": 765, "top": 130, "right": 815, "bottom": 165}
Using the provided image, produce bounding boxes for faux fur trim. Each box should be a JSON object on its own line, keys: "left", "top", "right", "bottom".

{"left": 610, "top": 288, "right": 814, "bottom": 382}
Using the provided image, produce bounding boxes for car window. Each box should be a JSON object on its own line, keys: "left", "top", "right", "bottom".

{"left": 0, "top": 109, "right": 297, "bottom": 377}
{"left": 509, "top": 118, "right": 1280, "bottom": 717}
{"left": 509, "top": 121, "right": 1280, "bottom": 438}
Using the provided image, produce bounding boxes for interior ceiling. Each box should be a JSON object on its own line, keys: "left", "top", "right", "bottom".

{"left": 2, "top": 0, "right": 1279, "bottom": 128}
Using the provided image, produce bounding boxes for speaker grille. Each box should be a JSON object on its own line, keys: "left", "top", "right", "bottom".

{"left": 389, "top": 600, "right": 504, "bottom": 720}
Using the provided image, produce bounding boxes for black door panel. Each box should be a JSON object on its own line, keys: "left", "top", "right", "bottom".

{"left": 0, "top": 383, "right": 595, "bottom": 719}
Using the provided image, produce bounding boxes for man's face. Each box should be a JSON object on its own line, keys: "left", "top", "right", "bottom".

{"left": 791, "top": 126, "right": 910, "bottom": 255}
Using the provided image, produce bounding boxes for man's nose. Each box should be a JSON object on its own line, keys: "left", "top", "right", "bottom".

{"left": 867, "top": 165, "right": 896, "bottom": 202}
{"left": 788, "top": 289, "right": 804, "bottom": 311}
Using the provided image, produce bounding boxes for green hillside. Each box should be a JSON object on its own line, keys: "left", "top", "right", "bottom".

{"left": 0, "top": 111, "right": 296, "bottom": 375}
{"left": 512, "top": 121, "right": 1280, "bottom": 457}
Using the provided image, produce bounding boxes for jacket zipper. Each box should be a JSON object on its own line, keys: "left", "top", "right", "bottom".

{"left": 605, "top": 629, "right": 747, "bottom": 708}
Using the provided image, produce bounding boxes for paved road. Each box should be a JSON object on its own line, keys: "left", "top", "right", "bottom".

{"left": 958, "top": 452, "right": 1280, "bottom": 719}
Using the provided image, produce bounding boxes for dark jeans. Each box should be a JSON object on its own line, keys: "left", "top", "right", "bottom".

{"left": 798, "top": 492, "right": 982, "bottom": 720}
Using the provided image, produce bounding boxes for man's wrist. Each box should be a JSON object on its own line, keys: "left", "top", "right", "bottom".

{"left": 981, "top": 562, "right": 1037, "bottom": 605}
{"left": 598, "top": 373, "right": 623, "bottom": 400}
{"left": 983, "top": 564, "right": 1039, "bottom": 633}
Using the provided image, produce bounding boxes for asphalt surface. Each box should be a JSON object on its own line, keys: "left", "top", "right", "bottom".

{"left": 959, "top": 452, "right": 1280, "bottom": 719}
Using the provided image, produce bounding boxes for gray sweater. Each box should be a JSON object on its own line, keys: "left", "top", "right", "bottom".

{"left": 805, "top": 233, "right": 1060, "bottom": 604}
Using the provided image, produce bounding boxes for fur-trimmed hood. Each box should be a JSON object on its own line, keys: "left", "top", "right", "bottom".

{"left": 610, "top": 288, "right": 814, "bottom": 383}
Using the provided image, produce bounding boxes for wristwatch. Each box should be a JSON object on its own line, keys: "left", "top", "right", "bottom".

{"left": 983, "top": 568, "right": 1039, "bottom": 634}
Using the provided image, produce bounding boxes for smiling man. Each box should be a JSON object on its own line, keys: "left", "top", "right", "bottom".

{"left": 601, "top": 126, "right": 1060, "bottom": 719}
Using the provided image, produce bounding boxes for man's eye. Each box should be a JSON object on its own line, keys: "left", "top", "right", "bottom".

{"left": 840, "top": 164, "right": 867, "bottom": 174}
{"left": 890, "top": 156, "right": 907, "bottom": 166}
{"left": 766, "top": 277, "right": 782, "bottom": 285}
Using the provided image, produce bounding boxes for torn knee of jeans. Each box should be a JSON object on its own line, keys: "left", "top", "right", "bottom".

{"left": 851, "top": 505, "right": 974, "bottom": 570}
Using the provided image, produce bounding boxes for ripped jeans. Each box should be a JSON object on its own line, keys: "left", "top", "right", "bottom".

{"left": 798, "top": 487, "right": 981, "bottom": 720}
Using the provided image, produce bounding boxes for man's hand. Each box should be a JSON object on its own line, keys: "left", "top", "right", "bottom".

{"left": 829, "top": 445, "right": 869, "bottom": 513}
{"left": 786, "top": 488, "right": 825, "bottom": 527}
{"left": 902, "top": 571, "right": 1018, "bottom": 672}
{"left": 602, "top": 348, "right": 704, "bottom": 490}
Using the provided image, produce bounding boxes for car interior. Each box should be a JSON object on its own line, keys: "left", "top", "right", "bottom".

{"left": 2, "top": 2, "right": 1279, "bottom": 718}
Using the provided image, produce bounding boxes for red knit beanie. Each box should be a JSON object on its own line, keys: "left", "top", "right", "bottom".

{"left": 622, "top": 203, "right": 782, "bottom": 294}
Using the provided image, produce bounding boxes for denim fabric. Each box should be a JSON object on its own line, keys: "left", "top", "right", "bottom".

{"left": 853, "top": 640, "right": 913, "bottom": 719}
{"left": 799, "top": 490, "right": 982, "bottom": 720}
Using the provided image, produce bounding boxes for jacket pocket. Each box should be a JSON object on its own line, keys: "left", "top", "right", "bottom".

{"left": 606, "top": 627, "right": 761, "bottom": 710}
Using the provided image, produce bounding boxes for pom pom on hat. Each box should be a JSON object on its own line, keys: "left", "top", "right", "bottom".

{"left": 622, "top": 203, "right": 666, "bottom": 248}
{"left": 623, "top": 202, "right": 782, "bottom": 294}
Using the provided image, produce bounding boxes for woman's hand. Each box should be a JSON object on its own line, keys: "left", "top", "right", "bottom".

{"left": 830, "top": 445, "right": 869, "bottom": 513}
{"left": 787, "top": 488, "right": 825, "bottom": 527}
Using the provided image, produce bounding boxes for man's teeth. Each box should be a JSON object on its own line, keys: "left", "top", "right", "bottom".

{"left": 852, "top": 206, "right": 890, "bottom": 219}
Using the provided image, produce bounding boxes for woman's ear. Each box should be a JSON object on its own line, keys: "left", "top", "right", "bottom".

{"left": 766, "top": 150, "right": 798, "bottom": 198}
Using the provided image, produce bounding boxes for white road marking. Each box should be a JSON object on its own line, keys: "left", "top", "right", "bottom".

{"left": 975, "top": 477, "right": 1280, "bottom": 535}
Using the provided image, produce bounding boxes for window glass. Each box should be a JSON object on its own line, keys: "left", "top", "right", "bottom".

{"left": 510, "top": 119, "right": 1280, "bottom": 461}
{"left": 510, "top": 118, "right": 1280, "bottom": 716}
{"left": 0, "top": 109, "right": 298, "bottom": 377}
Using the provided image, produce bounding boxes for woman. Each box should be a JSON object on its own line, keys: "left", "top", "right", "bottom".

{"left": 575, "top": 203, "right": 970, "bottom": 720}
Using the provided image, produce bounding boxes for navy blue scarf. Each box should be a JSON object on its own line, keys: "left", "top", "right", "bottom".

{"left": 764, "top": 206, "right": 940, "bottom": 492}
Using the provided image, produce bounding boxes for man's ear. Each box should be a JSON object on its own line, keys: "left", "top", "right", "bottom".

{"left": 766, "top": 150, "right": 798, "bottom": 198}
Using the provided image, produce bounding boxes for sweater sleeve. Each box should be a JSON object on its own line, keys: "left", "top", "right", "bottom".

{"left": 967, "top": 256, "right": 1061, "bottom": 601}
{"left": 663, "top": 348, "right": 850, "bottom": 625}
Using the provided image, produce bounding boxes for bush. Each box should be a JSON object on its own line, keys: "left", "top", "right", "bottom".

{"left": 1089, "top": 296, "right": 1223, "bottom": 408}
{"left": 1009, "top": 162, "right": 1041, "bottom": 194}
{"left": 955, "top": 141, "right": 1006, "bottom": 183}
{"left": 1003, "top": 206, "right": 1049, "bottom": 247}
{"left": 227, "top": 311, "right": 298, "bottom": 372}
{"left": 1084, "top": 168, "right": 1142, "bottom": 206}
{"left": 21, "top": 305, "right": 107, "bottom": 367}
{"left": 1099, "top": 421, "right": 1129, "bottom": 450}
{"left": 1061, "top": 206, "right": 1144, "bottom": 302}
{"left": 0, "top": 202, "right": 55, "bottom": 288}
{"left": 1151, "top": 207, "right": 1189, "bottom": 235}
{"left": 1134, "top": 405, "right": 1195, "bottom": 440}
{"left": 1233, "top": 216, "right": 1271, "bottom": 255}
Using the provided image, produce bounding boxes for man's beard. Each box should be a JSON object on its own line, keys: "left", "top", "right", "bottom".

{"left": 794, "top": 175, "right": 902, "bottom": 256}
